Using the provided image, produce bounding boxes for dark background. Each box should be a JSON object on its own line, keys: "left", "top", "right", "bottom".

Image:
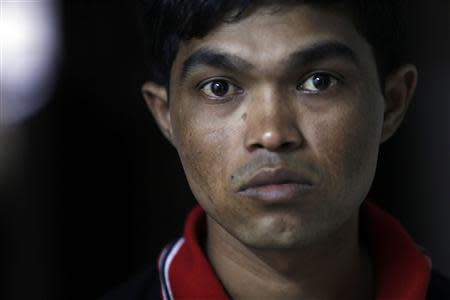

{"left": 2, "top": 1, "right": 449, "bottom": 299}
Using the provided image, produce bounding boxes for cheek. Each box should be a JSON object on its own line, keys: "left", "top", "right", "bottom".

{"left": 171, "top": 106, "right": 234, "bottom": 209}
{"left": 311, "top": 97, "right": 383, "bottom": 197}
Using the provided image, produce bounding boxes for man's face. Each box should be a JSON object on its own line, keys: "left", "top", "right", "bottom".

{"left": 166, "top": 5, "right": 385, "bottom": 249}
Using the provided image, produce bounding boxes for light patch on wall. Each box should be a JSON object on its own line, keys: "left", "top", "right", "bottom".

{"left": 0, "top": 0, "right": 60, "bottom": 125}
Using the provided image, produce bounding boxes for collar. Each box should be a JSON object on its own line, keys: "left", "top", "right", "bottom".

{"left": 158, "top": 201, "right": 431, "bottom": 300}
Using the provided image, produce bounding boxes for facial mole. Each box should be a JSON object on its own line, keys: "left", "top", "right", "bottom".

{"left": 241, "top": 113, "right": 247, "bottom": 121}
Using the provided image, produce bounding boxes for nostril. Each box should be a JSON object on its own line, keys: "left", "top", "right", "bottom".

{"left": 251, "top": 143, "right": 265, "bottom": 150}
{"left": 247, "top": 138, "right": 301, "bottom": 152}
{"left": 280, "top": 141, "right": 298, "bottom": 151}
{"left": 281, "top": 141, "right": 292, "bottom": 149}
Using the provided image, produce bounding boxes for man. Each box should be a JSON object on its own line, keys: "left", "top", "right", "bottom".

{"left": 102, "top": 0, "right": 450, "bottom": 299}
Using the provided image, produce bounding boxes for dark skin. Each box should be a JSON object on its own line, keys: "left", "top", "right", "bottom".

{"left": 143, "top": 5, "right": 418, "bottom": 300}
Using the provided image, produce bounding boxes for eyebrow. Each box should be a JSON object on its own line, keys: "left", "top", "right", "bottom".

{"left": 180, "top": 48, "right": 253, "bottom": 81}
{"left": 285, "top": 41, "right": 359, "bottom": 73}
{"left": 179, "top": 40, "right": 359, "bottom": 82}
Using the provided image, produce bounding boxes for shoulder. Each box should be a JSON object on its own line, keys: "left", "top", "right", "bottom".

{"left": 427, "top": 269, "right": 450, "bottom": 299}
{"left": 98, "top": 266, "right": 161, "bottom": 300}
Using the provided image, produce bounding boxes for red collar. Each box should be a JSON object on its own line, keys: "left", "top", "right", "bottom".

{"left": 158, "top": 201, "right": 431, "bottom": 300}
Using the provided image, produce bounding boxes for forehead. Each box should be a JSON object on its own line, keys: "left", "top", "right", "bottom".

{"left": 173, "top": 4, "right": 374, "bottom": 77}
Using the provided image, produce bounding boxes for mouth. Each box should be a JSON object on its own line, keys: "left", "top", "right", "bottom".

{"left": 236, "top": 167, "right": 314, "bottom": 202}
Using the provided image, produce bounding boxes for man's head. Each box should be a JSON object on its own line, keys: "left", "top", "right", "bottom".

{"left": 141, "top": 1, "right": 417, "bottom": 250}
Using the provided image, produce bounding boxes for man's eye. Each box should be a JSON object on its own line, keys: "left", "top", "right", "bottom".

{"left": 297, "top": 73, "right": 338, "bottom": 93}
{"left": 200, "top": 79, "right": 242, "bottom": 98}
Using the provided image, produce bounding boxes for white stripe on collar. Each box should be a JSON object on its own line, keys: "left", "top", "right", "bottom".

{"left": 160, "top": 238, "right": 185, "bottom": 300}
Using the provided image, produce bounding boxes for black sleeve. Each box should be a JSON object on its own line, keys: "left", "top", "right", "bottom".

{"left": 99, "top": 266, "right": 161, "bottom": 300}
{"left": 427, "top": 269, "right": 450, "bottom": 300}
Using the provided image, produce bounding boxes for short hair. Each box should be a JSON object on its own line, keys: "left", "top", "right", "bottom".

{"left": 140, "top": 0, "right": 407, "bottom": 87}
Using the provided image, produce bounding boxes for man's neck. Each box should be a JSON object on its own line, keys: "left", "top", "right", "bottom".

{"left": 205, "top": 212, "right": 374, "bottom": 300}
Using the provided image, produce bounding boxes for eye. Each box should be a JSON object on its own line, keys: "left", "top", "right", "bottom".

{"left": 298, "top": 73, "right": 338, "bottom": 93}
{"left": 200, "top": 79, "right": 242, "bottom": 99}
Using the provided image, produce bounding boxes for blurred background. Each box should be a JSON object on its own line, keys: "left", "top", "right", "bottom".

{"left": 0, "top": 1, "right": 449, "bottom": 299}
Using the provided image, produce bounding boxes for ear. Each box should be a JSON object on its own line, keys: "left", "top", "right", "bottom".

{"left": 142, "top": 81, "right": 175, "bottom": 145}
{"left": 380, "top": 64, "right": 418, "bottom": 143}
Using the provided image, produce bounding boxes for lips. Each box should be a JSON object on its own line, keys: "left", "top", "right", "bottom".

{"left": 236, "top": 168, "right": 314, "bottom": 202}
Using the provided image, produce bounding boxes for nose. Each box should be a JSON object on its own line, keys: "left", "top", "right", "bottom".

{"left": 244, "top": 88, "right": 303, "bottom": 152}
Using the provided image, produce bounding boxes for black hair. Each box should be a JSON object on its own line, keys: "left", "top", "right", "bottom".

{"left": 140, "top": 0, "right": 407, "bottom": 87}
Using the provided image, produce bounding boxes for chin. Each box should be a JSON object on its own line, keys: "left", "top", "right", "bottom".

{"left": 234, "top": 216, "right": 323, "bottom": 250}
{"left": 238, "top": 231, "right": 314, "bottom": 250}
